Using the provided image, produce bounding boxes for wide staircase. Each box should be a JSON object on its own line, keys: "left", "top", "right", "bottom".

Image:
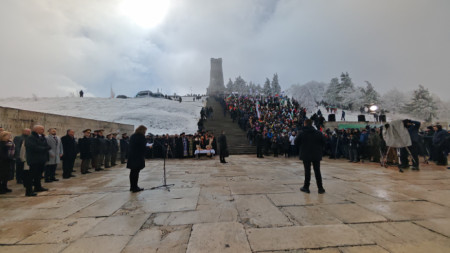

{"left": 203, "top": 98, "right": 255, "bottom": 155}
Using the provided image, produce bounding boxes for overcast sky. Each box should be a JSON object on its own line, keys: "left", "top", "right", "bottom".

{"left": 1, "top": 0, "right": 449, "bottom": 100}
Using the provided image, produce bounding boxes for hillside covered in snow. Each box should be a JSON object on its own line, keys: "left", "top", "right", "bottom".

{"left": 0, "top": 97, "right": 204, "bottom": 135}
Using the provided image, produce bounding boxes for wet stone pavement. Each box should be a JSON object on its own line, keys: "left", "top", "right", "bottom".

{"left": 0, "top": 156, "right": 449, "bottom": 253}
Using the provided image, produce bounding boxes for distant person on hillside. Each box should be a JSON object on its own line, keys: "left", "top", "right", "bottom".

{"left": 341, "top": 110, "right": 346, "bottom": 121}
{"left": 79, "top": 90, "right": 84, "bottom": 97}
{"left": 295, "top": 119, "right": 326, "bottom": 194}
{"left": 374, "top": 113, "right": 379, "bottom": 122}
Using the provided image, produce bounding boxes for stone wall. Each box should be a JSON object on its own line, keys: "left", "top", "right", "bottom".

{"left": 0, "top": 106, "right": 134, "bottom": 138}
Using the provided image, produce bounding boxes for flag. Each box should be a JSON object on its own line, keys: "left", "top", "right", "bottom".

{"left": 256, "top": 101, "right": 261, "bottom": 119}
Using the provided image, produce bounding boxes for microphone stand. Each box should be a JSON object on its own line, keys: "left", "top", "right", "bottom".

{"left": 151, "top": 143, "right": 175, "bottom": 191}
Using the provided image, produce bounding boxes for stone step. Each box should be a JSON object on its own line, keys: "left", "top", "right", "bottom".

{"left": 204, "top": 97, "right": 255, "bottom": 155}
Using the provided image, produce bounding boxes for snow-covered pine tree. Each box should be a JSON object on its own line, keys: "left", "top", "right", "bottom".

{"left": 234, "top": 76, "right": 247, "bottom": 95}
{"left": 403, "top": 85, "right": 437, "bottom": 122}
{"left": 381, "top": 88, "right": 408, "bottom": 114}
{"left": 340, "top": 86, "right": 363, "bottom": 111}
{"left": 263, "top": 78, "right": 271, "bottom": 96}
{"left": 256, "top": 84, "right": 263, "bottom": 94}
{"left": 226, "top": 78, "right": 234, "bottom": 93}
{"left": 362, "top": 81, "right": 380, "bottom": 104}
{"left": 271, "top": 73, "right": 281, "bottom": 95}
{"left": 248, "top": 81, "right": 256, "bottom": 95}
{"left": 287, "top": 81, "right": 326, "bottom": 111}
{"left": 324, "top": 77, "right": 340, "bottom": 106}
{"left": 336, "top": 72, "right": 355, "bottom": 105}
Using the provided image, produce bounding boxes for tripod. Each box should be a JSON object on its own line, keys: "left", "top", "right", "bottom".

{"left": 151, "top": 143, "right": 175, "bottom": 191}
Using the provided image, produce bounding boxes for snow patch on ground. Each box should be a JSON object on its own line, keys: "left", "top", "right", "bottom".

{"left": 0, "top": 97, "right": 205, "bottom": 135}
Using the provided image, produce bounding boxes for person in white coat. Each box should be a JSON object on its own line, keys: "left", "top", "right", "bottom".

{"left": 45, "top": 128, "right": 63, "bottom": 182}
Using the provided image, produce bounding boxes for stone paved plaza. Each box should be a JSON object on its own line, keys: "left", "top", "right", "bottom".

{"left": 0, "top": 155, "right": 449, "bottom": 253}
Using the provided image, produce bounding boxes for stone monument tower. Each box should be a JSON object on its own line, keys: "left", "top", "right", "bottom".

{"left": 207, "top": 58, "right": 225, "bottom": 96}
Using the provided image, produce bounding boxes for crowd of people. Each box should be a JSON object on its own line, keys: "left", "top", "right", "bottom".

{"left": 0, "top": 126, "right": 130, "bottom": 196}
{"left": 142, "top": 132, "right": 218, "bottom": 159}
{"left": 0, "top": 121, "right": 228, "bottom": 195}
{"left": 220, "top": 95, "right": 450, "bottom": 171}
{"left": 1, "top": 95, "right": 449, "bottom": 195}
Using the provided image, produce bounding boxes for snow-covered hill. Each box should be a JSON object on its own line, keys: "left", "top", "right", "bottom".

{"left": 0, "top": 97, "right": 204, "bottom": 135}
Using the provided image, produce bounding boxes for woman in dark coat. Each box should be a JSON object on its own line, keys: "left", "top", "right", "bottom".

{"left": 127, "top": 125, "right": 148, "bottom": 192}
{"left": 0, "top": 131, "right": 14, "bottom": 194}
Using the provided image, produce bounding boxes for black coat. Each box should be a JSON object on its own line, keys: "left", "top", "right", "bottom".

{"left": 78, "top": 136, "right": 92, "bottom": 160}
{"left": 256, "top": 133, "right": 264, "bottom": 147}
{"left": 104, "top": 138, "right": 112, "bottom": 155}
{"left": 127, "top": 133, "right": 147, "bottom": 170}
{"left": 218, "top": 134, "right": 228, "bottom": 155}
{"left": 175, "top": 137, "right": 183, "bottom": 158}
{"left": 295, "top": 126, "right": 326, "bottom": 161}
{"left": 98, "top": 136, "right": 107, "bottom": 155}
{"left": 111, "top": 138, "right": 119, "bottom": 153}
{"left": 120, "top": 138, "right": 129, "bottom": 154}
{"left": 26, "top": 132, "right": 50, "bottom": 165}
{"left": 61, "top": 135, "right": 78, "bottom": 161}
{"left": 90, "top": 136, "right": 100, "bottom": 155}
{"left": 282, "top": 135, "right": 290, "bottom": 152}
{"left": 13, "top": 135, "right": 27, "bottom": 160}
{"left": 0, "top": 141, "right": 12, "bottom": 181}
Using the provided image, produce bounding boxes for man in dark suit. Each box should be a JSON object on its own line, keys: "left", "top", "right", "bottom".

{"left": 97, "top": 130, "right": 107, "bottom": 168}
{"left": 111, "top": 133, "right": 119, "bottom": 166}
{"left": 78, "top": 129, "right": 92, "bottom": 174}
{"left": 295, "top": 119, "right": 326, "bottom": 194}
{"left": 218, "top": 130, "right": 228, "bottom": 163}
{"left": 61, "top": 129, "right": 78, "bottom": 178}
{"left": 25, "top": 125, "right": 50, "bottom": 195}
{"left": 120, "top": 133, "right": 129, "bottom": 164}
{"left": 104, "top": 133, "right": 112, "bottom": 168}
{"left": 90, "top": 130, "right": 102, "bottom": 171}
{"left": 256, "top": 131, "right": 264, "bottom": 158}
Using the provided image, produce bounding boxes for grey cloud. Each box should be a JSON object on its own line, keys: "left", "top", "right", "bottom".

{"left": 0, "top": 0, "right": 449, "bottom": 100}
